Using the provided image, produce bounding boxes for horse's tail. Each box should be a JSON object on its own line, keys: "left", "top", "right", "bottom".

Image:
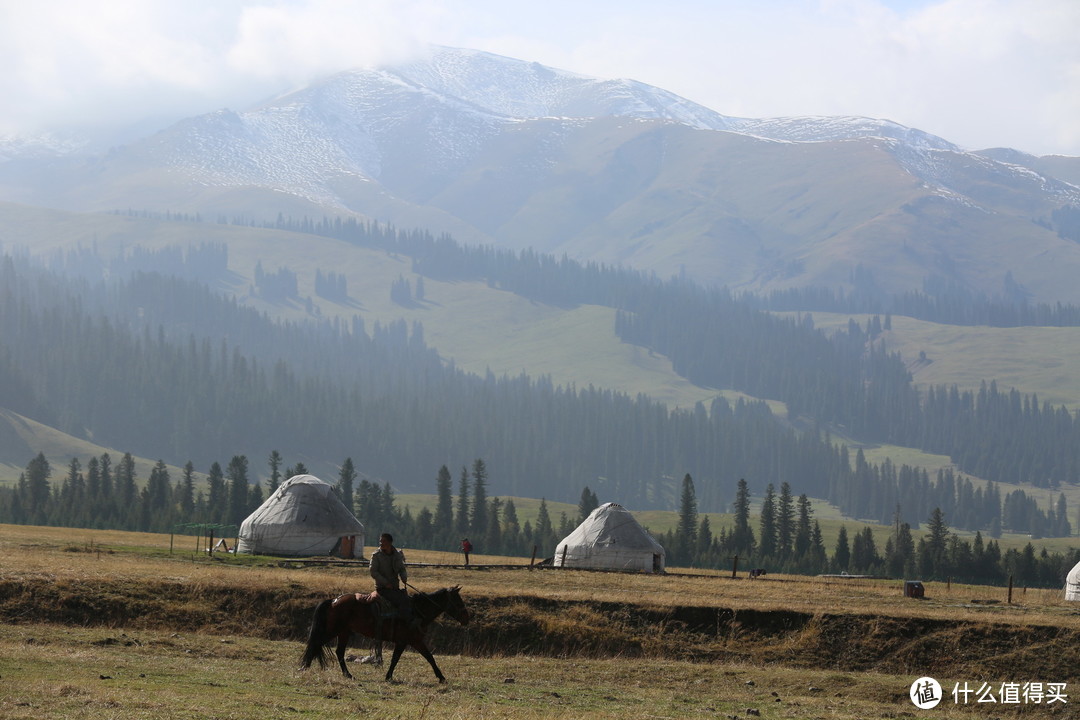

{"left": 299, "top": 598, "right": 333, "bottom": 670}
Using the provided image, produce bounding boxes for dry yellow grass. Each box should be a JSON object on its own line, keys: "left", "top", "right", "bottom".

{"left": 3, "top": 523, "right": 1076, "bottom": 629}
{"left": 2, "top": 524, "right": 1077, "bottom": 719}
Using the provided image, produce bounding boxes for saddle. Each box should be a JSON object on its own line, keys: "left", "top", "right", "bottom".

{"left": 336, "top": 591, "right": 398, "bottom": 620}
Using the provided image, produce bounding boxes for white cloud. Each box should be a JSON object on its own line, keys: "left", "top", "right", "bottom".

{"left": 1, "top": 0, "right": 1077, "bottom": 155}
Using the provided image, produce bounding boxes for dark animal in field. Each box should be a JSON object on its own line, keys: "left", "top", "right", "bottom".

{"left": 300, "top": 585, "right": 470, "bottom": 683}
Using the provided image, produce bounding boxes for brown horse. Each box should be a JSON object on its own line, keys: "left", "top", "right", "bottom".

{"left": 300, "top": 586, "right": 469, "bottom": 683}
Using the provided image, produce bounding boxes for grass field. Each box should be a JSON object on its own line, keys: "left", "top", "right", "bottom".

{"left": 1, "top": 524, "right": 1078, "bottom": 719}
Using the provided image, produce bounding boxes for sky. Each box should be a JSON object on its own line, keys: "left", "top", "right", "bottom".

{"left": 2, "top": 0, "right": 1078, "bottom": 156}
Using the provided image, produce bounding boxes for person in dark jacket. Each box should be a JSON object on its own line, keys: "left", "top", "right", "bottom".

{"left": 370, "top": 532, "right": 415, "bottom": 626}
{"left": 461, "top": 537, "right": 472, "bottom": 566}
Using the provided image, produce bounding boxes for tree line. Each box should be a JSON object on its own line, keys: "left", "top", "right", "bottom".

{"left": 4, "top": 451, "right": 1077, "bottom": 590}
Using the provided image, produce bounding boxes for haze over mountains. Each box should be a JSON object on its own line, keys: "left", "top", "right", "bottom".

{"left": 3, "top": 45, "right": 1080, "bottom": 303}
{"left": 4, "top": 45, "right": 1080, "bottom": 526}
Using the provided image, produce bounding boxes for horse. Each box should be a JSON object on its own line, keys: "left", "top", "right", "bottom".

{"left": 300, "top": 585, "right": 470, "bottom": 683}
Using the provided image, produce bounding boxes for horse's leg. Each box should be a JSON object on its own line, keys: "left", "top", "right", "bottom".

{"left": 335, "top": 633, "right": 354, "bottom": 679}
{"left": 385, "top": 640, "right": 407, "bottom": 682}
{"left": 412, "top": 638, "right": 446, "bottom": 683}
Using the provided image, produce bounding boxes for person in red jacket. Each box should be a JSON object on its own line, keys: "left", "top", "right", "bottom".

{"left": 461, "top": 537, "right": 472, "bottom": 566}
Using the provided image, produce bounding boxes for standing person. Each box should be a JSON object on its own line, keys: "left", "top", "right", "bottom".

{"left": 370, "top": 532, "right": 416, "bottom": 628}
{"left": 461, "top": 537, "right": 472, "bottom": 566}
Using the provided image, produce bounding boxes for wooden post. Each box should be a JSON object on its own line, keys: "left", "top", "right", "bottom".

{"left": 529, "top": 545, "right": 538, "bottom": 569}
{"left": 208, "top": 529, "right": 214, "bottom": 556}
{"left": 559, "top": 546, "right": 567, "bottom": 567}
{"left": 1007, "top": 574, "right": 1013, "bottom": 604}
{"left": 731, "top": 555, "right": 739, "bottom": 579}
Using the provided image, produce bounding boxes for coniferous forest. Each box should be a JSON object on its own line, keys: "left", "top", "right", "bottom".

{"left": 3, "top": 214, "right": 1080, "bottom": 587}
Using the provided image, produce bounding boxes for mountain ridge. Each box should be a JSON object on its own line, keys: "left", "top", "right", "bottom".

{"left": 2, "top": 45, "right": 1080, "bottom": 303}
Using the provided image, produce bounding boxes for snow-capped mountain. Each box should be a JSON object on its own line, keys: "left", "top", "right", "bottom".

{"left": 2, "top": 45, "right": 1080, "bottom": 301}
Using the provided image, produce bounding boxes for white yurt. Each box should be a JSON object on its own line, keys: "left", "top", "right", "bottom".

{"left": 236, "top": 474, "right": 364, "bottom": 557}
{"left": 1065, "top": 559, "right": 1080, "bottom": 601}
{"left": 554, "top": 502, "right": 666, "bottom": 573}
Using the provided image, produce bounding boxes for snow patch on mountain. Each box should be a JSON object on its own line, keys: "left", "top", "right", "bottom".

{"left": 728, "top": 115, "right": 958, "bottom": 151}
{"left": 0, "top": 131, "right": 87, "bottom": 161}
{"left": 393, "top": 46, "right": 735, "bottom": 130}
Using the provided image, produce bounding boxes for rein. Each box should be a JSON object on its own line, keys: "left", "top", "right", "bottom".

{"left": 406, "top": 583, "right": 447, "bottom": 616}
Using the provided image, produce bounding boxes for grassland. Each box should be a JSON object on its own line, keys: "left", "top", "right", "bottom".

{"left": 1, "top": 524, "right": 1079, "bottom": 719}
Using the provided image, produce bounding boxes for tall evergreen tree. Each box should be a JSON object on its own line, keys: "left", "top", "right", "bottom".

{"left": 226, "top": 455, "right": 250, "bottom": 527}
{"left": 470, "top": 459, "right": 488, "bottom": 540}
{"left": 578, "top": 486, "right": 600, "bottom": 523}
{"left": 776, "top": 482, "right": 795, "bottom": 560}
{"left": 487, "top": 497, "right": 503, "bottom": 554}
{"left": 145, "top": 459, "right": 172, "bottom": 531}
{"left": 179, "top": 461, "right": 196, "bottom": 521}
{"left": 535, "top": 498, "right": 554, "bottom": 553}
{"left": 117, "top": 452, "right": 138, "bottom": 522}
{"left": 731, "top": 478, "right": 755, "bottom": 554}
{"left": 921, "top": 507, "right": 950, "bottom": 577}
{"left": 206, "top": 461, "right": 226, "bottom": 524}
{"left": 794, "top": 494, "right": 813, "bottom": 560}
{"left": 455, "top": 466, "right": 470, "bottom": 536}
{"left": 676, "top": 474, "right": 698, "bottom": 564}
{"left": 24, "top": 452, "right": 50, "bottom": 525}
{"left": 433, "top": 465, "right": 454, "bottom": 540}
{"left": 834, "top": 526, "right": 851, "bottom": 571}
{"left": 759, "top": 483, "right": 777, "bottom": 560}
{"left": 337, "top": 458, "right": 357, "bottom": 514}
{"left": 267, "top": 450, "right": 283, "bottom": 493}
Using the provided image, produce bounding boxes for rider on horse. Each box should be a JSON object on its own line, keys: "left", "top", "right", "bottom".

{"left": 370, "top": 532, "right": 419, "bottom": 629}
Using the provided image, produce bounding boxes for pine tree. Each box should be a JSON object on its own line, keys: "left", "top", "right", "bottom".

{"left": 434, "top": 465, "right": 454, "bottom": 539}
{"left": 470, "top": 459, "right": 488, "bottom": 540}
{"left": 179, "top": 461, "right": 196, "bottom": 522}
{"left": 676, "top": 474, "right": 698, "bottom": 564}
{"left": 921, "top": 507, "right": 950, "bottom": 577}
{"left": 776, "top": 482, "right": 795, "bottom": 561}
{"left": 24, "top": 452, "right": 51, "bottom": 525}
{"left": 578, "top": 486, "right": 599, "bottom": 523}
{"left": 206, "top": 462, "right": 226, "bottom": 524}
{"left": 226, "top": 455, "right": 250, "bottom": 527}
{"left": 502, "top": 499, "right": 521, "bottom": 553}
{"left": 487, "top": 497, "right": 503, "bottom": 554}
{"left": 811, "top": 521, "right": 827, "bottom": 569}
{"left": 337, "top": 458, "right": 357, "bottom": 513}
{"left": 117, "top": 453, "right": 138, "bottom": 523}
{"left": 794, "top": 494, "right": 813, "bottom": 560}
{"left": 731, "top": 478, "right": 755, "bottom": 554}
{"left": 535, "top": 498, "right": 554, "bottom": 553}
{"left": 759, "top": 483, "right": 777, "bottom": 560}
{"left": 834, "top": 526, "right": 850, "bottom": 572}
{"left": 697, "top": 515, "right": 714, "bottom": 563}
{"left": 145, "top": 459, "right": 172, "bottom": 531}
{"left": 455, "top": 466, "right": 470, "bottom": 536}
{"left": 267, "top": 450, "right": 283, "bottom": 493}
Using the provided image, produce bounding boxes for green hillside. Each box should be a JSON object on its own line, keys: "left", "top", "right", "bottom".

{"left": 5, "top": 202, "right": 1080, "bottom": 523}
